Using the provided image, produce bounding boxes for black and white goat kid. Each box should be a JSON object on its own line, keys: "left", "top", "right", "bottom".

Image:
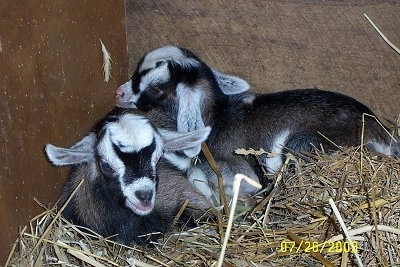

{"left": 45, "top": 109, "right": 212, "bottom": 244}
{"left": 116, "top": 45, "right": 399, "bottom": 201}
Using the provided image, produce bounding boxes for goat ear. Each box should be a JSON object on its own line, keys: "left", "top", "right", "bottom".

{"left": 146, "top": 87, "right": 167, "bottom": 102}
{"left": 212, "top": 69, "right": 250, "bottom": 94}
{"left": 159, "top": 127, "right": 211, "bottom": 157}
{"left": 167, "top": 60, "right": 185, "bottom": 83}
{"left": 45, "top": 133, "right": 96, "bottom": 166}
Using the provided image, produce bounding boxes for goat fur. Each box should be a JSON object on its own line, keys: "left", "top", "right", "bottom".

{"left": 116, "top": 45, "right": 399, "bottom": 199}
{"left": 45, "top": 109, "right": 212, "bottom": 244}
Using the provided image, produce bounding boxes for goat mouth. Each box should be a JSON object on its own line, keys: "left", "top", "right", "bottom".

{"left": 115, "top": 99, "right": 136, "bottom": 109}
{"left": 126, "top": 199, "right": 154, "bottom": 215}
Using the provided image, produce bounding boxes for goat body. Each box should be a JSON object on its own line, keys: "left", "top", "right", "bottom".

{"left": 208, "top": 89, "right": 396, "bottom": 164}
{"left": 116, "top": 45, "right": 399, "bottom": 198}
{"left": 45, "top": 109, "right": 212, "bottom": 244}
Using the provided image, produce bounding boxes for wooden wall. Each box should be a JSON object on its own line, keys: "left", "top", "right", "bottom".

{"left": 1, "top": 0, "right": 400, "bottom": 264}
{"left": 0, "top": 1, "right": 128, "bottom": 263}
{"left": 126, "top": 0, "right": 400, "bottom": 122}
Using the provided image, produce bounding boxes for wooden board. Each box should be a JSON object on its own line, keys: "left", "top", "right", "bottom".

{"left": 126, "top": 0, "right": 400, "bottom": 121}
{"left": 0, "top": 1, "right": 128, "bottom": 263}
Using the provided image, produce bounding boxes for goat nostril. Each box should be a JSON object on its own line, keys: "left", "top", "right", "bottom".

{"left": 115, "top": 88, "right": 125, "bottom": 98}
{"left": 135, "top": 190, "right": 153, "bottom": 204}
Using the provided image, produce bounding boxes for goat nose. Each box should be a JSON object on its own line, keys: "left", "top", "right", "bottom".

{"left": 115, "top": 87, "right": 125, "bottom": 98}
{"left": 135, "top": 189, "right": 153, "bottom": 204}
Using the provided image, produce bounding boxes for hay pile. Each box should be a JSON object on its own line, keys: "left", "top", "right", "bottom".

{"left": 6, "top": 146, "right": 400, "bottom": 267}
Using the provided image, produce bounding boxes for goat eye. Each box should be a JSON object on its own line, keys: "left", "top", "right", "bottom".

{"left": 155, "top": 60, "right": 165, "bottom": 68}
{"left": 148, "top": 87, "right": 166, "bottom": 99}
{"left": 99, "top": 159, "right": 113, "bottom": 174}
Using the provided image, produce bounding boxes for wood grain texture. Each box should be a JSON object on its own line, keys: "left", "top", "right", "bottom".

{"left": 0, "top": 1, "right": 127, "bottom": 263}
{"left": 126, "top": 0, "right": 400, "bottom": 121}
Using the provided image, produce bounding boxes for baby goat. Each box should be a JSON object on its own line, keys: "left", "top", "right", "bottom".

{"left": 45, "top": 109, "right": 212, "bottom": 244}
{"left": 116, "top": 45, "right": 399, "bottom": 199}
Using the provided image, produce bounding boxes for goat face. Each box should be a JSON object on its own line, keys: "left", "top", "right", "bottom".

{"left": 46, "top": 112, "right": 211, "bottom": 216}
{"left": 115, "top": 45, "right": 250, "bottom": 113}
{"left": 95, "top": 114, "right": 162, "bottom": 215}
{"left": 116, "top": 46, "right": 198, "bottom": 110}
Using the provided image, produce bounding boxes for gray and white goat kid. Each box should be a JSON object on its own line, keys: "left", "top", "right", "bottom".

{"left": 116, "top": 45, "right": 399, "bottom": 200}
{"left": 116, "top": 46, "right": 257, "bottom": 199}
{"left": 45, "top": 109, "right": 212, "bottom": 245}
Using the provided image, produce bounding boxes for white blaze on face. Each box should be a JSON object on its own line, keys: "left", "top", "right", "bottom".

{"left": 108, "top": 114, "right": 155, "bottom": 152}
{"left": 139, "top": 63, "right": 170, "bottom": 92}
{"left": 138, "top": 46, "right": 201, "bottom": 92}
{"left": 139, "top": 46, "right": 199, "bottom": 72}
{"left": 97, "top": 114, "right": 161, "bottom": 215}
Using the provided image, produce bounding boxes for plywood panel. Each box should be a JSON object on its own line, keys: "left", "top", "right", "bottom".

{"left": 126, "top": 0, "right": 400, "bottom": 122}
{"left": 0, "top": 1, "right": 128, "bottom": 263}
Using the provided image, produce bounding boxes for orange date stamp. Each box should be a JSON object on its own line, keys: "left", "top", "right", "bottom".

{"left": 280, "top": 240, "right": 359, "bottom": 253}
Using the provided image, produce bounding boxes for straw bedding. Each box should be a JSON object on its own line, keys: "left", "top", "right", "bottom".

{"left": 6, "top": 14, "right": 400, "bottom": 267}
{"left": 6, "top": 145, "right": 400, "bottom": 267}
